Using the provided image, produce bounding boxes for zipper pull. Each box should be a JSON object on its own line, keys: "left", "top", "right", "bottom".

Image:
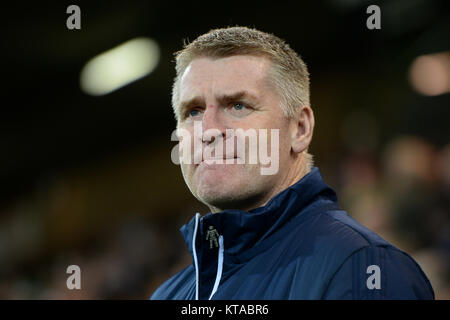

{"left": 205, "top": 226, "right": 220, "bottom": 249}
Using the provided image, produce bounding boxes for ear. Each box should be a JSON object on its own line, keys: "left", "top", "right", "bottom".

{"left": 291, "top": 106, "right": 315, "bottom": 154}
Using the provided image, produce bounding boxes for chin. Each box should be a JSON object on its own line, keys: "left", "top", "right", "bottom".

{"left": 198, "top": 190, "right": 247, "bottom": 212}
{"left": 196, "top": 177, "right": 266, "bottom": 212}
{"left": 194, "top": 174, "right": 245, "bottom": 209}
{"left": 195, "top": 162, "right": 244, "bottom": 187}
{"left": 183, "top": 163, "right": 265, "bottom": 211}
{"left": 196, "top": 177, "right": 238, "bottom": 201}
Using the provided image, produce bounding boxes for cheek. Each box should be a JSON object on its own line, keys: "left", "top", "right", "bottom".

{"left": 264, "top": 125, "right": 290, "bottom": 156}
{"left": 277, "top": 120, "right": 294, "bottom": 147}
{"left": 278, "top": 131, "right": 292, "bottom": 154}
{"left": 180, "top": 163, "right": 195, "bottom": 186}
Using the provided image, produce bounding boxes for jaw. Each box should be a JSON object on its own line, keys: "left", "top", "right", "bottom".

{"left": 183, "top": 162, "right": 277, "bottom": 212}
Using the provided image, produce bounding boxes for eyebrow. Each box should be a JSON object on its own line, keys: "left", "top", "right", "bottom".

{"left": 178, "top": 90, "right": 259, "bottom": 117}
{"left": 217, "top": 91, "right": 259, "bottom": 105}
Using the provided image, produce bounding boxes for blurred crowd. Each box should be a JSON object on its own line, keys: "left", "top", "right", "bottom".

{"left": 0, "top": 134, "right": 449, "bottom": 299}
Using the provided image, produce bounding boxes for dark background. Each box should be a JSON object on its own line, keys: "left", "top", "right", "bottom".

{"left": 1, "top": 0, "right": 449, "bottom": 299}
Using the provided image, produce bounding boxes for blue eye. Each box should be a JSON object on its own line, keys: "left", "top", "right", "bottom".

{"left": 233, "top": 103, "right": 245, "bottom": 110}
{"left": 188, "top": 109, "right": 201, "bottom": 117}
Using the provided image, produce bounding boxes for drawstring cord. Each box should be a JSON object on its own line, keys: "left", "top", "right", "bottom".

{"left": 192, "top": 213, "right": 200, "bottom": 300}
{"left": 208, "top": 235, "right": 224, "bottom": 300}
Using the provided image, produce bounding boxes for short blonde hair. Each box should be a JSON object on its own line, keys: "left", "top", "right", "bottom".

{"left": 172, "top": 26, "right": 314, "bottom": 171}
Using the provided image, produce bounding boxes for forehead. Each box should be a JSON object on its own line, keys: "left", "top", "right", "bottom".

{"left": 179, "top": 55, "right": 272, "bottom": 98}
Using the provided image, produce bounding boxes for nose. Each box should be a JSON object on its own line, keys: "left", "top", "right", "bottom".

{"left": 201, "top": 105, "right": 226, "bottom": 144}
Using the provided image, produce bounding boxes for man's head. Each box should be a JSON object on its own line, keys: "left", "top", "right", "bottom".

{"left": 172, "top": 26, "right": 315, "bottom": 212}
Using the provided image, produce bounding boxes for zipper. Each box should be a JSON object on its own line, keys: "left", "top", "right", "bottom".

{"left": 192, "top": 213, "right": 224, "bottom": 300}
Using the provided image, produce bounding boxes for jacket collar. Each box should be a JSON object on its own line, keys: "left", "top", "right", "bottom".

{"left": 180, "top": 167, "right": 338, "bottom": 260}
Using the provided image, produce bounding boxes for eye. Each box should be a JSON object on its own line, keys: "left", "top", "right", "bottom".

{"left": 187, "top": 109, "right": 202, "bottom": 118}
{"left": 227, "top": 102, "right": 253, "bottom": 117}
{"left": 233, "top": 103, "right": 245, "bottom": 111}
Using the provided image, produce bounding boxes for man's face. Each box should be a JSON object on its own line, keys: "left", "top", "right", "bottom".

{"left": 177, "top": 55, "right": 295, "bottom": 212}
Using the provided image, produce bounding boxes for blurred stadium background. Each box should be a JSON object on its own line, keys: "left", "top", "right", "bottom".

{"left": 1, "top": 0, "right": 449, "bottom": 299}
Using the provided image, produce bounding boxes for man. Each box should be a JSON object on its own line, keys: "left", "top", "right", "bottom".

{"left": 150, "top": 26, "right": 434, "bottom": 299}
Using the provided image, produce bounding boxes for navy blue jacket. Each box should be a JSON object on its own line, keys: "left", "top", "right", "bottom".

{"left": 150, "top": 167, "right": 434, "bottom": 299}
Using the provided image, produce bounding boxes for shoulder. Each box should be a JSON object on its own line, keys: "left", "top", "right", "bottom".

{"left": 321, "top": 243, "right": 435, "bottom": 299}
{"left": 287, "top": 206, "right": 388, "bottom": 262}
{"left": 284, "top": 206, "right": 434, "bottom": 299}
{"left": 317, "top": 207, "right": 390, "bottom": 247}
{"left": 310, "top": 209, "right": 435, "bottom": 299}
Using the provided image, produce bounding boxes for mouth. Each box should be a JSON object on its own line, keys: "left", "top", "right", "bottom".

{"left": 197, "top": 157, "right": 239, "bottom": 166}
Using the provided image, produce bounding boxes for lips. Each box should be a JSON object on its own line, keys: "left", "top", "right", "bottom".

{"left": 195, "top": 156, "right": 242, "bottom": 168}
{"left": 200, "top": 156, "right": 238, "bottom": 163}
